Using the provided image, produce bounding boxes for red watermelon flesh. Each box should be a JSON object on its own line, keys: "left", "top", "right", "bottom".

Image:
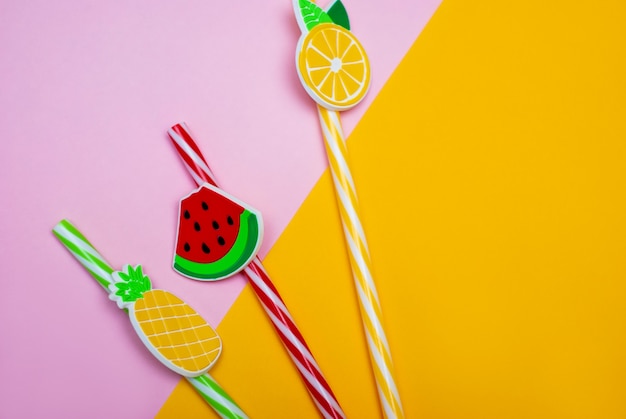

{"left": 176, "top": 186, "right": 244, "bottom": 263}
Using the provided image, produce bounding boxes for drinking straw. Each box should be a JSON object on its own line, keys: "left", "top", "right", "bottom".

{"left": 317, "top": 107, "right": 403, "bottom": 419}
{"left": 53, "top": 219, "right": 248, "bottom": 419}
{"left": 168, "top": 123, "right": 346, "bottom": 419}
{"left": 292, "top": 1, "right": 405, "bottom": 417}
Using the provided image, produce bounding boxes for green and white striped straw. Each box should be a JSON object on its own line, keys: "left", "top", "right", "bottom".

{"left": 187, "top": 375, "right": 248, "bottom": 419}
{"left": 53, "top": 219, "right": 114, "bottom": 289}
{"left": 53, "top": 219, "right": 248, "bottom": 419}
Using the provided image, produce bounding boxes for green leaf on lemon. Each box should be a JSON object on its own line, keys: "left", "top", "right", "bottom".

{"left": 326, "top": 0, "right": 350, "bottom": 30}
{"left": 298, "top": 0, "right": 332, "bottom": 30}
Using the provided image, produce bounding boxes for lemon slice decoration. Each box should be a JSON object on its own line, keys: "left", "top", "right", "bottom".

{"left": 294, "top": 0, "right": 371, "bottom": 111}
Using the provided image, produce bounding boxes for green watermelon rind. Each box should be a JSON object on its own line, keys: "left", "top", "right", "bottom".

{"left": 173, "top": 209, "right": 260, "bottom": 281}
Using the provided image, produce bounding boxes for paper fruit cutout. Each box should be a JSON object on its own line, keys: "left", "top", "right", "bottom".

{"left": 174, "top": 182, "right": 263, "bottom": 281}
{"left": 108, "top": 265, "right": 222, "bottom": 377}
{"left": 294, "top": 0, "right": 370, "bottom": 111}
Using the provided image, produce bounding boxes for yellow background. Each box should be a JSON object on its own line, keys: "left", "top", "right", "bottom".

{"left": 158, "top": 0, "right": 626, "bottom": 417}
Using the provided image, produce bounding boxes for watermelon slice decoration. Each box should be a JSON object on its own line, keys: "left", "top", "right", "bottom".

{"left": 173, "top": 183, "right": 263, "bottom": 281}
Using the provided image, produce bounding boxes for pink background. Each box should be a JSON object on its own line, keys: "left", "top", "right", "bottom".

{"left": 0, "top": 0, "right": 439, "bottom": 417}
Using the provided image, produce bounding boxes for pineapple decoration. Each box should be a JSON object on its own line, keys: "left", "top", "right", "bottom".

{"left": 108, "top": 264, "right": 222, "bottom": 377}
{"left": 53, "top": 220, "right": 248, "bottom": 417}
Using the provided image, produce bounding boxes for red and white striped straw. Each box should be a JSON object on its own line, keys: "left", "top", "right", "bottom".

{"left": 168, "top": 123, "right": 346, "bottom": 419}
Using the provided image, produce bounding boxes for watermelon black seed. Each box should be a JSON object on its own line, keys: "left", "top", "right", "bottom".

{"left": 183, "top": 210, "right": 190, "bottom": 219}
{"left": 194, "top": 222, "right": 201, "bottom": 231}
{"left": 217, "top": 236, "right": 225, "bottom": 246}
{"left": 201, "top": 202, "right": 209, "bottom": 210}
{"left": 227, "top": 216, "right": 234, "bottom": 225}
{"left": 212, "top": 221, "right": 219, "bottom": 230}
{"left": 184, "top": 243, "right": 190, "bottom": 252}
{"left": 202, "top": 243, "right": 210, "bottom": 254}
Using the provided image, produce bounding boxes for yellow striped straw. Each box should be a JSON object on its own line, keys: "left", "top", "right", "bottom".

{"left": 292, "top": 0, "right": 404, "bottom": 415}
{"left": 318, "top": 106, "right": 404, "bottom": 419}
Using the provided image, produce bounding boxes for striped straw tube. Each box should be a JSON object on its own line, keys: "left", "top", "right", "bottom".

{"left": 317, "top": 106, "right": 404, "bottom": 419}
{"left": 52, "top": 219, "right": 248, "bottom": 419}
{"left": 168, "top": 123, "right": 346, "bottom": 419}
{"left": 186, "top": 375, "right": 247, "bottom": 419}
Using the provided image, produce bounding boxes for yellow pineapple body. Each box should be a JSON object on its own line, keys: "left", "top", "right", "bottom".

{"left": 129, "top": 289, "right": 221, "bottom": 377}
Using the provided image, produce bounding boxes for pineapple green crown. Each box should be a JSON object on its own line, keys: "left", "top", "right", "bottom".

{"left": 294, "top": 0, "right": 350, "bottom": 32}
{"left": 108, "top": 264, "right": 152, "bottom": 309}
